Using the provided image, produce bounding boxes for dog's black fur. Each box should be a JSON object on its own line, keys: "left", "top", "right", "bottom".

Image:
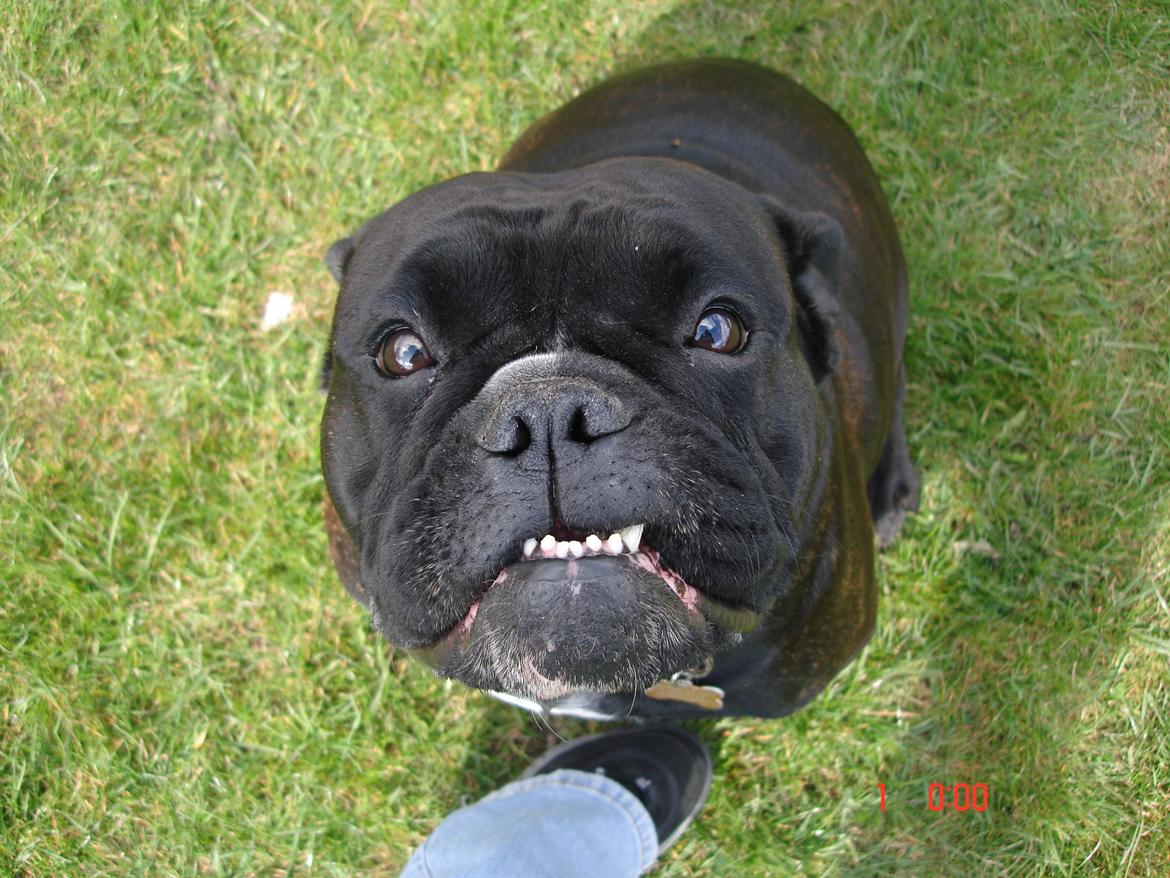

{"left": 320, "top": 59, "right": 918, "bottom": 718}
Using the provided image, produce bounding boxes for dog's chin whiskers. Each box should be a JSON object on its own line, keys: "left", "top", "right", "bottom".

{"left": 624, "top": 661, "right": 639, "bottom": 719}
{"left": 533, "top": 708, "right": 566, "bottom": 743}
{"left": 369, "top": 604, "right": 386, "bottom": 636}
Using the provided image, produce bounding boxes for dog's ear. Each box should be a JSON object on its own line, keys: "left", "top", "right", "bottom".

{"left": 326, "top": 236, "right": 355, "bottom": 284}
{"left": 321, "top": 236, "right": 356, "bottom": 393}
{"left": 760, "top": 197, "right": 843, "bottom": 383}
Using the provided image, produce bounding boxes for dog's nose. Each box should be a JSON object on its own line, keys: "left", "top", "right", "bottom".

{"left": 477, "top": 379, "right": 631, "bottom": 463}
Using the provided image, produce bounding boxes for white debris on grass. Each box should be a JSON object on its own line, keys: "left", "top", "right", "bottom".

{"left": 260, "top": 291, "right": 295, "bottom": 331}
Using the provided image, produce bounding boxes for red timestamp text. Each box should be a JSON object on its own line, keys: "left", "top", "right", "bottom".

{"left": 877, "top": 782, "right": 989, "bottom": 812}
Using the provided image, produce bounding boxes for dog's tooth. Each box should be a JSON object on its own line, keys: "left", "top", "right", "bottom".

{"left": 585, "top": 534, "right": 603, "bottom": 553}
{"left": 620, "top": 523, "right": 644, "bottom": 553}
{"left": 568, "top": 540, "right": 584, "bottom": 558}
{"left": 604, "top": 533, "right": 623, "bottom": 555}
{"left": 523, "top": 538, "right": 538, "bottom": 559}
{"left": 555, "top": 540, "right": 570, "bottom": 559}
{"left": 540, "top": 534, "right": 557, "bottom": 558}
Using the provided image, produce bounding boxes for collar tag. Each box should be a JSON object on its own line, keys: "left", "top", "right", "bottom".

{"left": 644, "top": 678, "right": 725, "bottom": 710}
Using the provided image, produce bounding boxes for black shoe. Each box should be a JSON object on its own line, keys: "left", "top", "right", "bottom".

{"left": 520, "top": 725, "right": 712, "bottom": 855}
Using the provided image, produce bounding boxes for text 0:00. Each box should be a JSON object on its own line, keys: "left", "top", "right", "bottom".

{"left": 928, "top": 783, "right": 988, "bottom": 812}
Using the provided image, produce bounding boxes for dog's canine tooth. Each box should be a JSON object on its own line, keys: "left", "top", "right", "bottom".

{"left": 604, "top": 533, "right": 623, "bottom": 555}
{"left": 620, "top": 523, "right": 644, "bottom": 553}
{"left": 523, "top": 537, "right": 538, "bottom": 559}
{"left": 585, "top": 534, "right": 603, "bottom": 553}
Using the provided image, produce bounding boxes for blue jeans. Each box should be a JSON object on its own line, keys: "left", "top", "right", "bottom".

{"left": 400, "top": 768, "right": 659, "bottom": 877}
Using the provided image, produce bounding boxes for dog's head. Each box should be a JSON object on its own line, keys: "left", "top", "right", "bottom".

{"left": 320, "top": 157, "right": 842, "bottom": 701}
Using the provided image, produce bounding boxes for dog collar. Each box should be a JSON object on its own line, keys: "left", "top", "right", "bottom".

{"left": 486, "top": 659, "right": 724, "bottom": 717}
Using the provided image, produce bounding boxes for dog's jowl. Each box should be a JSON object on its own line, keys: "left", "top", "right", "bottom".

{"left": 320, "top": 59, "right": 919, "bottom": 719}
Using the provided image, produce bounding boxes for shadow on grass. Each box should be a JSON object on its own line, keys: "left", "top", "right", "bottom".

{"left": 432, "top": 3, "right": 1168, "bottom": 874}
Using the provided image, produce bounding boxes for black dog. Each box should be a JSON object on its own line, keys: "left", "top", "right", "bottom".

{"left": 320, "top": 59, "right": 918, "bottom": 719}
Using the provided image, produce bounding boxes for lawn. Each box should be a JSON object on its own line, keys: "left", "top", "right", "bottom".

{"left": 2, "top": 0, "right": 1168, "bottom": 874}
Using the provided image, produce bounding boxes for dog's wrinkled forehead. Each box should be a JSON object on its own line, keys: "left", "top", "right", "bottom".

{"left": 329, "top": 158, "right": 790, "bottom": 355}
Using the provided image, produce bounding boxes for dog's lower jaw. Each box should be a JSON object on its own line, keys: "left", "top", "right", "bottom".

{"left": 422, "top": 612, "right": 714, "bottom": 703}
{"left": 402, "top": 535, "right": 778, "bottom": 702}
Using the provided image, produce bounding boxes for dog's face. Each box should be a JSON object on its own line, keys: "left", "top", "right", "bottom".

{"left": 322, "top": 157, "right": 843, "bottom": 701}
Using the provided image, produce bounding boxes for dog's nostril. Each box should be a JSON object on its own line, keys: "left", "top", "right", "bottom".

{"left": 478, "top": 381, "right": 629, "bottom": 458}
{"left": 511, "top": 417, "right": 532, "bottom": 455}
{"left": 567, "top": 397, "right": 631, "bottom": 445}
{"left": 495, "top": 416, "right": 532, "bottom": 457}
{"left": 479, "top": 415, "right": 532, "bottom": 456}
{"left": 566, "top": 406, "right": 591, "bottom": 444}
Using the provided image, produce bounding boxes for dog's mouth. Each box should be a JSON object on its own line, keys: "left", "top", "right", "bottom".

{"left": 445, "top": 522, "right": 706, "bottom": 639}
{"left": 408, "top": 518, "right": 761, "bottom": 704}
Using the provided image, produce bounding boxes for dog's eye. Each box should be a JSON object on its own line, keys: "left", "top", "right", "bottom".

{"left": 690, "top": 308, "right": 747, "bottom": 354}
{"left": 376, "top": 328, "right": 434, "bottom": 377}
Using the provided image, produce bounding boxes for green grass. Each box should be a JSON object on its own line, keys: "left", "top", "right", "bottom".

{"left": 2, "top": 0, "right": 1168, "bottom": 874}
